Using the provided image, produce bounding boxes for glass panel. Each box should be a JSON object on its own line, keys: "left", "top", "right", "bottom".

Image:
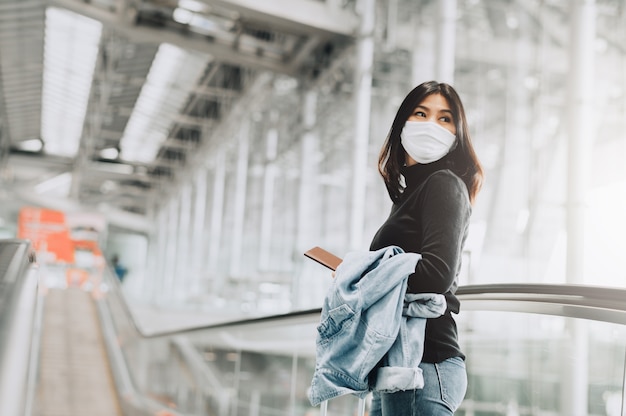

{"left": 102, "top": 269, "right": 626, "bottom": 415}
{"left": 457, "top": 310, "right": 626, "bottom": 415}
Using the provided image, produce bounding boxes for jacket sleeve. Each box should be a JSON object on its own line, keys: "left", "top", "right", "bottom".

{"left": 406, "top": 171, "right": 471, "bottom": 294}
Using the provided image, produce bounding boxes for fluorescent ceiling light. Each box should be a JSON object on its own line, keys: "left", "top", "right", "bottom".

{"left": 99, "top": 147, "right": 119, "bottom": 160}
{"left": 41, "top": 7, "right": 102, "bottom": 157}
{"left": 15, "top": 139, "right": 44, "bottom": 152}
{"left": 120, "top": 43, "right": 210, "bottom": 163}
{"left": 173, "top": 9, "right": 232, "bottom": 34}
{"left": 173, "top": 8, "right": 194, "bottom": 24}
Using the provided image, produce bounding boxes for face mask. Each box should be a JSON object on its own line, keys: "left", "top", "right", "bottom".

{"left": 400, "top": 121, "right": 456, "bottom": 164}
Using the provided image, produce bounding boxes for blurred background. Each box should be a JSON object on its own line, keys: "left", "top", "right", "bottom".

{"left": 0, "top": 0, "right": 624, "bottom": 318}
{"left": 2, "top": 1, "right": 626, "bottom": 415}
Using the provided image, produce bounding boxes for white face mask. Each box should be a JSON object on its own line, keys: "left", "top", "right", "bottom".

{"left": 400, "top": 121, "right": 456, "bottom": 164}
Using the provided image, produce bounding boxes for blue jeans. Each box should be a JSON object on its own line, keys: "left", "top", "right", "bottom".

{"left": 369, "top": 357, "right": 467, "bottom": 415}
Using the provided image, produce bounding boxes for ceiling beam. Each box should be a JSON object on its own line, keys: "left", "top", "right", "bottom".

{"left": 48, "top": 0, "right": 307, "bottom": 75}
{"left": 204, "top": 0, "right": 358, "bottom": 37}
{"left": 7, "top": 151, "right": 73, "bottom": 171}
{"left": 97, "top": 73, "right": 243, "bottom": 99}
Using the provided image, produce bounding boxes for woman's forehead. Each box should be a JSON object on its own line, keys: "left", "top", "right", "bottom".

{"left": 416, "top": 93, "right": 451, "bottom": 110}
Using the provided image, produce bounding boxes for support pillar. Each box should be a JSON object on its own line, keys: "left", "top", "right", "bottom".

{"left": 435, "top": 0, "right": 457, "bottom": 84}
{"left": 566, "top": 0, "right": 595, "bottom": 285}
{"left": 349, "top": 0, "right": 375, "bottom": 250}
{"left": 259, "top": 113, "right": 278, "bottom": 271}
{"left": 163, "top": 197, "right": 180, "bottom": 301}
{"left": 208, "top": 150, "right": 226, "bottom": 294}
{"left": 149, "top": 205, "right": 167, "bottom": 302}
{"left": 411, "top": 25, "right": 436, "bottom": 86}
{"left": 190, "top": 167, "right": 208, "bottom": 294}
{"left": 294, "top": 90, "right": 320, "bottom": 309}
{"left": 175, "top": 184, "right": 192, "bottom": 300}
{"left": 562, "top": 1, "right": 595, "bottom": 414}
{"left": 295, "top": 90, "right": 319, "bottom": 253}
{"left": 229, "top": 122, "right": 250, "bottom": 279}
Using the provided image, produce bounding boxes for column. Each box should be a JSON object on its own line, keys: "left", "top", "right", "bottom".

{"left": 208, "top": 150, "right": 226, "bottom": 294}
{"left": 562, "top": 1, "right": 595, "bottom": 414}
{"left": 229, "top": 122, "right": 250, "bottom": 278}
{"left": 411, "top": 24, "right": 436, "bottom": 86}
{"left": 349, "top": 0, "right": 375, "bottom": 250}
{"left": 153, "top": 205, "right": 169, "bottom": 302}
{"left": 163, "top": 197, "right": 180, "bottom": 301}
{"left": 384, "top": 0, "right": 398, "bottom": 52}
{"left": 142, "top": 205, "right": 158, "bottom": 301}
{"left": 190, "top": 167, "right": 208, "bottom": 294}
{"left": 175, "top": 183, "right": 192, "bottom": 301}
{"left": 259, "top": 113, "right": 278, "bottom": 271}
{"left": 295, "top": 90, "right": 319, "bottom": 253}
{"left": 435, "top": 0, "right": 457, "bottom": 84}
{"left": 566, "top": 0, "right": 595, "bottom": 284}
{"left": 294, "top": 90, "right": 320, "bottom": 309}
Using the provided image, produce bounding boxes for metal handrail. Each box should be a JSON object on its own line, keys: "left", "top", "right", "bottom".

{"left": 0, "top": 239, "right": 40, "bottom": 416}
{"left": 110, "top": 283, "right": 626, "bottom": 339}
{"left": 456, "top": 283, "right": 626, "bottom": 325}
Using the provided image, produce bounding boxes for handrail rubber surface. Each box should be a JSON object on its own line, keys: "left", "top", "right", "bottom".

{"left": 121, "top": 283, "right": 626, "bottom": 338}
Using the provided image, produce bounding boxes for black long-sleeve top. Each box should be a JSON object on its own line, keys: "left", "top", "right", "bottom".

{"left": 369, "top": 159, "right": 471, "bottom": 362}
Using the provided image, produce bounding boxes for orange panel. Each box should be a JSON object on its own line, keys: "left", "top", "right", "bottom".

{"left": 17, "top": 207, "right": 74, "bottom": 264}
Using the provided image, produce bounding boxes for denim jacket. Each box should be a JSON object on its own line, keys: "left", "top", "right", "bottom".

{"left": 308, "top": 246, "right": 446, "bottom": 406}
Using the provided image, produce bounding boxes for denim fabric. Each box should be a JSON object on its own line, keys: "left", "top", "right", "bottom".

{"left": 309, "top": 246, "right": 446, "bottom": 406}
{"left": 374, "top": 293, "right": 446, "bottom": 393}
{"left": 370, "top": 357, "right": 467, "bottom": 416}
{"left": 308, "top": 246, "right": 419, "bottom": 405}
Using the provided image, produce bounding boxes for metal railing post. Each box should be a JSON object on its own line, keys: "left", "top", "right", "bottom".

{"left": 320, "top": 400, "right": 328, "bottom": 416}
{"left": 357, "top": 397, "right": 366, "bottom": 416}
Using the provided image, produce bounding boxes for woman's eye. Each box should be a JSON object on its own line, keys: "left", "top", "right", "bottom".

{"left": 413, "top": 111, "right": 426, "bottom": 117}
{"left": 440, "top": 116, "right": 452, "bottom": 123}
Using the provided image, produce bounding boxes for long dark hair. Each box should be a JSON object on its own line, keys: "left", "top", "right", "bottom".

{"left": 378, "top": 80, "right": 484, "bottom": 204}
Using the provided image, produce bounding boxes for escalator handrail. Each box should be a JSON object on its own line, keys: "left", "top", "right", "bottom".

{"left": 457, "top": 282, "right": 626, "bottom": 302}
{"left": 456, "top": 283, "right": 626, "bottom": 325}
{"left": 111, "top": 282, "right": 626, "bottom": 339}
{"left": 0, "top": 239, "right": 40, "bottom": 416}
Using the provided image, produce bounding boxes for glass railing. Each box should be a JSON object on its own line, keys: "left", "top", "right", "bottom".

{"left": 97, "top": 270, "right": 626, "bottom": 416}
{"left": 456, "top": 284, "right": 626, "bottom": 416}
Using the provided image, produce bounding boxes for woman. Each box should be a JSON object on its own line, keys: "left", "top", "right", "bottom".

{"left": 369, "top": 80, "right": 484, "bottom": 415}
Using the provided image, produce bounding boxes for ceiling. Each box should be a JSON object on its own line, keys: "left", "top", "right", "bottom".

{"left": 1, "top": 0, "right": 624, "bottom": 240}
{"left": 0, "top": 0, "right": 357, "bottom": 227}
